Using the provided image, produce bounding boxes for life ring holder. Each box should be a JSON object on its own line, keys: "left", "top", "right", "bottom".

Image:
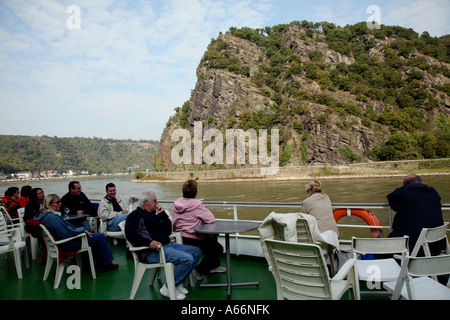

{"left": 333, "top": 208, "right": 383, "bottom": 238}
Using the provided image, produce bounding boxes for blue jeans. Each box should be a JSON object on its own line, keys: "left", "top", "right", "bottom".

{"left": 145, "top": 243, "right": 201, "bottom": 286}
{"left": 81, "top": 219, "right": 91, "bottom": 232}
{"left": 106, "top": 214, "right": 129, "bottom": 231}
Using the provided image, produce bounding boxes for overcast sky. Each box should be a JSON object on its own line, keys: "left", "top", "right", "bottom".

{"left": 1, "top": 0, "right": 449, "bottom": 141}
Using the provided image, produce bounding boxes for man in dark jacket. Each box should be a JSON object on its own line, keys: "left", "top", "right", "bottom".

{"left": 61, "top": 181, "right": 96, "bottom": 231}
{"left": 125, "top": 190, "right": 201, "bottom": 300}
{"left": 387, "top": 174, "right": 445, "bottom": 255}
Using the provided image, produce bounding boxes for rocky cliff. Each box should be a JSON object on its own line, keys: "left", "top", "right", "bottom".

{"left": 155, "top": 21, "right": 450, "bottom": 172}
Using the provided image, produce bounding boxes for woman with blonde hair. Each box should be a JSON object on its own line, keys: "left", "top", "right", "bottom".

{"left": 301, "top": 180, "right": 339, "bottom": 236}
{"left": 40, "top": 193, "right": 61, "bottom": 215}
{"left": 35, "top": 194, "right": 119, "bottom": 272}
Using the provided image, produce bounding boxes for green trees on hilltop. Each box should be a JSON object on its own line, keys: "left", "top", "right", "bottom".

{"left": 195, "top": 20, "right": 449, "bottom": 164}
{"left": 0, "top": 135, "right": 158, "bottom": 174}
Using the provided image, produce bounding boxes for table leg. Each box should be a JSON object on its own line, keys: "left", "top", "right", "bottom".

{"left": 225, "top": 233, "right": 231, "bottom": 299}
{"left": 199, "top": 233, "right": 259, "bottom": 299}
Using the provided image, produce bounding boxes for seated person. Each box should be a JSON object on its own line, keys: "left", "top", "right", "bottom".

{"left": 1, "top": 190, "right": 8, "bottom": 205}
{"left": 172, "top": 179, "right": 225, "bottom": 279}
{"left": 24, "top": 188, "right": 45, "bottom": 221}
{"left": 387, "top": 174, "right": 445, "bottom": 255}
{"left": 301, "top": 180, "right": 339, "bottom": 237}
{"left": 2, "top": 186, "right": 21, "bottom": 220}
{"left": 18, "top": 185, "right": 32, "bottom": 208}
{"left": 23, "top": 187, "right": 46, "bottom": 244}
{"left": 98, "top": 183, "right": 130, "bottom": 232}
{"left": 61, "top": 181, "right": 97, "bottom": 231}
{"left": 35, "top": 194, "right": 118, "bottom": 272}
{"left": 125, "top": 190, "right": 201, "bottom": 300}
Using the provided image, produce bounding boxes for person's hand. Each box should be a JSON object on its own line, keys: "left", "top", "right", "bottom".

{"left": 85, "top": 230, "right": 93, "bottom": 238}
{"left": 77, "top": 210, "right": 84, "bottom": 216}
{"left": 155, "top": 204, "right": 164, "bottom": 214}
{"left": 149, "top": 240, "right": 162, "bottom": 250}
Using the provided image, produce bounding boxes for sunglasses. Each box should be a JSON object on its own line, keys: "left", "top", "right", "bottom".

{"left": 52, "top": 201, "right": 61, "bottom": 204}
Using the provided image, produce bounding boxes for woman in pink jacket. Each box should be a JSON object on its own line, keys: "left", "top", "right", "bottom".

{"left": 172, "top": 180, "right": 225, "bottom": 279}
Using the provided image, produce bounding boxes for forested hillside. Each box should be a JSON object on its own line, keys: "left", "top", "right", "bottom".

{"left": 0, "top": 135, "right": 158, "bottom": 174}
{"left": 156, "top": 21, "right": 449, "bottom": 171}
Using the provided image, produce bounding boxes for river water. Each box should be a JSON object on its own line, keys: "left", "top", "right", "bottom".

{"left": 2, "top": 174, "right": 449, "bottom": 238}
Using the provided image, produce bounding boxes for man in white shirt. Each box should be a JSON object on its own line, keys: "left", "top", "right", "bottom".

{"left": 98, "top": 183, "right": 130, "bottom": 232}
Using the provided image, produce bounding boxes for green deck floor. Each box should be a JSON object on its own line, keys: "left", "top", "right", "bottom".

{"left": 2, "top": 239, "right": 399, "bottom": 304}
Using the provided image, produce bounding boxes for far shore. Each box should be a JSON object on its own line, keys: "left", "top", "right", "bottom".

{"left": 0, "top": 173, "right": 128, "bottom": 185}
{"left": 132, "top": 161, "right": 450, "bottom": 183}
{"left": 132, "top": 172, "right": 450, "bottom": 183}
{"left": 3, "top": 159, "right": 449, "bottom": 185}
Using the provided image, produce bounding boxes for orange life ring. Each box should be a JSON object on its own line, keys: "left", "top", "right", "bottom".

{"left": 333, "top": 208, "right": 383, "bottom": 238}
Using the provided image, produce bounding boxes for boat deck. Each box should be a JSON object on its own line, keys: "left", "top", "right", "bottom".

{"left": 0, "top": 239, "right": 278, "bottom": 300}
{"left": 7, "top": 200, "right": 445, "bottom": 302}
{"left": 1, "top": 238, "right": 389, "bottom": 303}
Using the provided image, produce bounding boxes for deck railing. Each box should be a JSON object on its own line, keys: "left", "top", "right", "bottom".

{"left": 92, "top": 199, "right": 450, "bottom": 255}
{"left": 93, "top": 198, "right": 450, "bottom": 233}
{"left": 157, "top": 200, "right": 450, "bottom": 246}
{"left": 158, "top": 199, "right": 450, "bottom": 226}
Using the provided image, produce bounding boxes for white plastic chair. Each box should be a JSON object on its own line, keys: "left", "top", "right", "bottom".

{"left": 99, "top": 219, "right": 125, "bottom": 245}
{"left": 0, "top": 212, "right": 29, "bottom": 279}
{"left": 383, "top": 254, "right": 450, "bottom": 300}
{"left": 264, "top": 239, "right": 360, "bottom": 300}
{"left": 17, "top": 207, "right": 38, "bottom": 260}
{"left": 0, "top": 206, "right": 16, "bottom": 246}
{"left": 295, "top": 217, "right": 314, "bottom": 243}
{"left": 259, "top": 213, "right": 339, "bottom": 275}
{"left": 39, "top": 224, "right": 96, "bottom": 289}
{"left": 88, "top": 217, "right": 98, "bottom": 233}
{"left": 17, "top": 207, "right": 25, "bottom": 219}
{"left": 2, "top": 206, "right": 28, "bottom": 241}
{"left": 98, "top": 201, "right": 135, "bottom": 243}
{"left": 411, "top": 223, "right": 449, "bottom": 257}
{"left": 0, "top": 205, "right": 20, "bottom": 225}
{"left": 119, "top": 221, "right": 177, "bottom": 300}
{"left": 351, "top": 236, "right": 409, "bottom": 296}
{"left": 296, "top": 217, "right": 336, "bottom": 275}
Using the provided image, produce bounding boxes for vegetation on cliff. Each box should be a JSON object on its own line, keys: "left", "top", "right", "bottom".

{"left": 157, "top": 20, "right": 449, "bottom": 171}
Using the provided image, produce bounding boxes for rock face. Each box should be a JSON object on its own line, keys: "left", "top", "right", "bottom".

{"left": 155, "top": 23, "right": 449, "bottom": 172}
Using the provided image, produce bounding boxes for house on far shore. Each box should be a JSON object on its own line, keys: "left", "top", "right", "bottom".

{"left": 16, "top": 172, "right": 32, "bottom": 180}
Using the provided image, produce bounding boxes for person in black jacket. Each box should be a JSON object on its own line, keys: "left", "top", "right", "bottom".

{"left": 125, "top": 190, "right": 201, "bottom": 300}
{"left": 387, "top": 174, "right": 445, "bottom": 255}
{"left": 24, "top": 188, "right": 45, "bottom": 221}
{"left": 61, "top": 181, "right": 96, "bottom": 231}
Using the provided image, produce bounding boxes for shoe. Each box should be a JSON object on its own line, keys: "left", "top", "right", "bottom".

{"left": 193, "top": 269, "right": 203, "bottom": 280}
{"left": 101, "top": 263, "right": 119, "bottom": 272}
{"left": 177, "top": 284, "right": 189, "bottom": 295}
{"left": 160, "top": 284, "right": 185, "bottom": 300}
{"left": 210, "top": 267, "right": 226, "bottom": 273}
